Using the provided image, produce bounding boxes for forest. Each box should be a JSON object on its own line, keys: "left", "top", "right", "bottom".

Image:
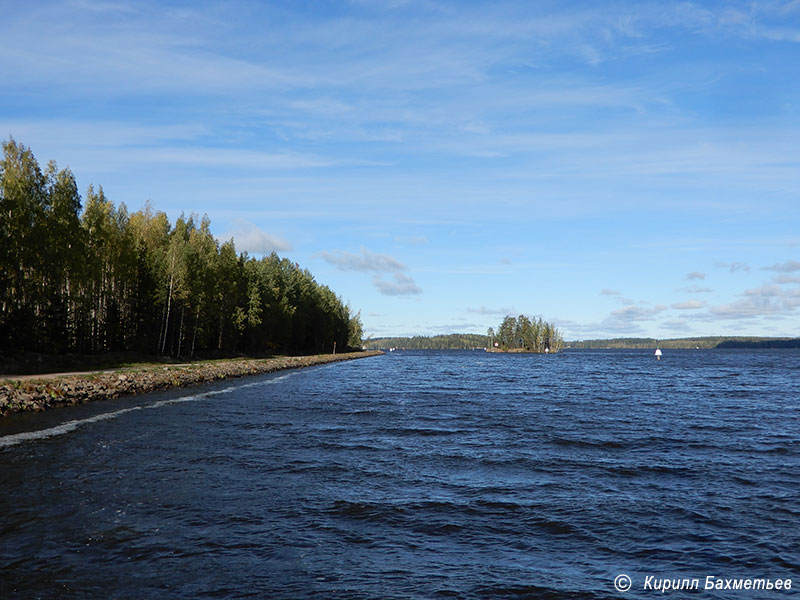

{"left": 364, "top": 334, "right": 488, "bottom": 350}
{"left": 0, "top": 138, "right": 363, "bottom": 357}
{"left": 488, "top": 315, "right": 564, "bottom": 353}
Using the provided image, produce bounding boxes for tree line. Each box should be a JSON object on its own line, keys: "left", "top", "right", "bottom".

{"left": 488, "top": 315, "right": 563, "bottom": 352}
{"left": 565, "top": 337, "right": 800, "bottom": 349}
{"left": 364, "top": 333, "right": 489, "bottom": 350}
{"left": 0, "top": 138, "right": 363, "bottom": 356}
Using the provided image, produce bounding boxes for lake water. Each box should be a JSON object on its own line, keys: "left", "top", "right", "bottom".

{"left": 1, "top": 349, "right": 798, "bottom": 599}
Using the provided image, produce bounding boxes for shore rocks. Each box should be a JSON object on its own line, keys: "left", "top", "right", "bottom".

{"left": 0, "top": 351, "right": 382, "bottom": 417}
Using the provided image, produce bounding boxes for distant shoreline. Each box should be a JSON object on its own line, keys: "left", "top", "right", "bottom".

{"left": 0, "top": 351, "right": 383, "bottom": 417}
{"left": 366, "top": 335, "right": 800, "bottom": 351}
{"left": 564, "top": 336, "right": 800, "bottom": 350}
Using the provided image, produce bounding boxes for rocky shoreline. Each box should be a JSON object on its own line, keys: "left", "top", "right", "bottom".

{"left": 0, "top": 351, "right": 383, "bottom": 417}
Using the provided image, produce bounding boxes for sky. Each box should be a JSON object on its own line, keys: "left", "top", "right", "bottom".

{"left": 2, "top": 0, "right": 799, "bottom": 340}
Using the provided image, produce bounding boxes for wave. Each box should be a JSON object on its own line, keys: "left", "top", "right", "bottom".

{"left": 472, "top": 583, "right": 610, "bottom": 600}
{"left": 551, "top": 436, "right": 628, "bottom": 449}
{"left": 0, "top": 372, "right": 297, "bottom": 449}
{"left": 0, "top": 405, "right": 146, "bottom": 449}
{"left": 324, "top": 498, "right": 590, "bottom": 540}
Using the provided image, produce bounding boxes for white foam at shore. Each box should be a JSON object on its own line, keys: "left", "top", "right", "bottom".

{"left": 0, "top": 371, "right": 297, "bottom": 449}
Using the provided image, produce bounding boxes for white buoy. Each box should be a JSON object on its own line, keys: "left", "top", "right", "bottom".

{"left": 655, "top": 348, "right": 662, "bottom": 360}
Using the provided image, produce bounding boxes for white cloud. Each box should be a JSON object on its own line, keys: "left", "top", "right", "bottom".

{"left": 372, "top": 273, "right": 422, "bottom": 296}
{"left": 743, "top": 284, "right": 783, "bottom": 297}
{"left": 671, "top": 300, "right": 705, "bottom": 310}
{"left": 467, "top": 306, "right": 517, "bottom": 316}
{"left": 764, "top": 259, "right": 800, "bottom": 273}
{"left": 775, "top": 274, "right": 800, "bottom": 284}
{"left": 560, "top": 301, "right": 679, "bottom": 338}
{"left": 395, "top": 235, "right": 429, "bottom": 245}
{"left": 219, "top": 221, "right": 291, "bottom": 254}
{"left": 319, "top": 247, "right": 422, "bottom": 296}
{"left": 147, "top": 148, "right": 336, "bottom": 170}
{"left": 427, "top": 322, "right": 482, "bottom": 334}
{"left": 716, "top": 261, "right": 751, "bottom": 273}
{"left": 600, "top": 289, "right": 635, "bottom": 305}
{"left": 709, "top": 284, "right": 800, "bottom": 319}
{"left": 318, "top": 247, "right": 407, "bottom": 273}
{"left": 662, "top": 319, "right": 694, "bottom": 332}
{"left": 684, "top": 271, "right": 706, "bottom": 281}
{"left": 609, "top": 304, "right": 668, "bottom": 321}
{"left": 709, "top": 298, "right": 783, "bottom": 319}
{"left": 572, "top": 304, "right": 670, "bottom": 336}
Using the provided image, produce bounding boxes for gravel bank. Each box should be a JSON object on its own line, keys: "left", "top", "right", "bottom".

{"left": 0, "top": 351, "right": 383, "bottom": 417}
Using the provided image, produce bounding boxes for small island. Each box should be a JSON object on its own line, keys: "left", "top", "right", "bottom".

{"left": 487, "top": 315, "right": 564, "bottom": 353}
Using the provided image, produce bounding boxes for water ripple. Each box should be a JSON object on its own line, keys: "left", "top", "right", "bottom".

{"left": 1, "top": 349, "right": 798, "bottom": 598}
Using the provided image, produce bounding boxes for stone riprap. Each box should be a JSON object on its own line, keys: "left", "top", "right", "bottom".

{"left": 0, "top": 351, "right": 382, "bottom": 416}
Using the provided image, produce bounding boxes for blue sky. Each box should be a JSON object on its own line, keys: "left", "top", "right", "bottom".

{"left": 2, "top": 0, "right": 799, "bottom": 340}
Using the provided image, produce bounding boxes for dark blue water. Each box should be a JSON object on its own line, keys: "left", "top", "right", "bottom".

{"left": 1, "top": 350, "right": 798, "bottom": 599}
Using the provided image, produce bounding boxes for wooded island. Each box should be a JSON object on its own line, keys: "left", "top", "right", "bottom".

{"left": 488, "top": 314, "right": 564, "bottom": 353}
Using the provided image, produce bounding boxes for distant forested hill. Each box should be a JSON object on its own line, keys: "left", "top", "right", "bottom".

{"left": 564, "top": 337, "right": 800, "bottom": 349}
{"left": 364, "top": 334, "right": 488, "bottom": 350}
{"left": 715, "top": 338, "right": 800, "bottom": 349}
